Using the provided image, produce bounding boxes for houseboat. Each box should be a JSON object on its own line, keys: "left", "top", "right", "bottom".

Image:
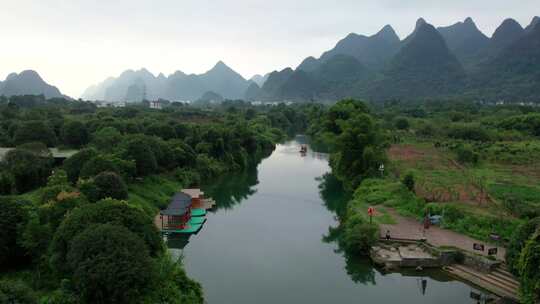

{"left": 157, "top": 188, "right": 214, "bottom": 234}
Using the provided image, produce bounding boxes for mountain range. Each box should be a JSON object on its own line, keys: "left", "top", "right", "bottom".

{"left": 2, "top": 16, "right": 539, "bottom": 103}
{"left": 81, "top": 61, "right": 252, "bottom": 102}
{"left": 255, "top": 16, "right": 540, "bottom": 102}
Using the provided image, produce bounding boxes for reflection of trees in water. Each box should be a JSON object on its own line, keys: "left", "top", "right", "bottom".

{"left": 318, "top": 174, "right": 484, "bottom": 294}
{"left": 318, "top": 173, "right": 351, "bottom": 219}
{"left": 202, "top": 165, "right": 259, "bottom": 211}
{"left": 322, "top": 225, "right": 377, "bottom": 285}
{"left": 319, "top": 173, "right": 376, "bottom": 285}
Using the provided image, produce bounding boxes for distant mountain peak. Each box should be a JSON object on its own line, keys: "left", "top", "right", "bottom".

{"left": 6, "top": 72, "right": 19, "bottom": 80}
{"left": 0, "top": 70, "right": 63, "bottom": 98}
{"left": 297, "top": 56, "right": 320, "bottom": 72}
{"left": 416, "top": 18, "right": 427, "bottom": 29}
{"left": 492, "top": 18, "right": 525, "bottom": 48}
{"left": 213, "top": 60, "right": 229, "bottom": 69}
{"left": 525, "top": 16, "right": 540, "bottom": 32}
{"left": 496, "top": 18, "right": 524, "bottom": 33}
{"left": 19, "top": 70, "right": 41, "bottom": 77}
{"left": 436, "top": 17, "right": 489, "bottom": 67}
{"left": 375, "top": 25, "right": 400, "bottom": 43}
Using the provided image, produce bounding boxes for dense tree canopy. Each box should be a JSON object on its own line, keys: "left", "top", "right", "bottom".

{"left": 67, "top": 224, "right": 155, "bottom": 304}
{"left": 50, "top": 199, "right": 162, "bottom": 273}
{"left": 0, "top": 198, "right": 30, "bottom": 269}
{"left": 13, "top": 120, "right": 57, "bottom": 147}
{"left": 3, "top": 147, "right": 53, "bottom": 193}
{"left": 80, "top": 171, "right": 128, "bottom": 203}
{"left": 62, "top": 120, "right": 89, "bottom": 148}
{"left": 0, "top": 95, "right": 309, "bottom": 302}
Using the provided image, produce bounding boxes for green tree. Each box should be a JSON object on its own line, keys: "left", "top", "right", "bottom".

{"left": 330, "top": 111, "right": 386, "bottom": 190}
{"left": 0, "top": 198, "right": 29, "bottom": 269}
{"left": 62, "top": 121, "right": 89, "bottom": 148}
{"left": 146, "top": 122, "right": 177, "bottom": 140}
{"left": 90, "top": 127, "right": 122, "bottom": 152}
{"left": 63, "top": 148, "right": 98, "bottom": 183}
{"left": 121, "top": 136, "right": 158, "bottom": 176}
{"left": 507, "top": 218, "right": 540, "bottom": 275}
{"left": 80, "top": 172, "right": 128, "bottom": 203}
{"left": 79, "top": 154, "right": 135, "bottom": 180}
{"left": 394, "top": 117, "right": 410, "bottom": 130}
{"left": 402, "top": 172, "right": 415, "bottom": 192}
{"left": 67, "top": 224, "right": 155, "bottom": 304}
{"left": 50, "top": 199, "right": 162, "bottom": 273}
{"left": 456, "top": 145, "right": 479, "bottom": 164}
{"left": 0, "top": 280, "right": 37, "bottom": 304}
{"left": 342, "top": 214, "right": 379, "bottom": 255}
{"left": 13, "top": 121, "right": 57, "bottom": 147}
{"left": 4, "top": 148, "right": 53, "bottom": 193}
{"left": 0, "top": 172, "right": 14, "bottom": 195}
{"left": 518, "top": 231, "right": 540, "bottom": 304}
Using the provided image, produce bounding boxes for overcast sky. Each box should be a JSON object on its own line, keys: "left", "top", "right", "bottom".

{"left": 0, "top": 0, "right": 538, "bottom": 97}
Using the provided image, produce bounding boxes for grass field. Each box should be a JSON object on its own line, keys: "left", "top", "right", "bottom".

{"left": 381, "top": 137, "right": 540, "bottom": 242}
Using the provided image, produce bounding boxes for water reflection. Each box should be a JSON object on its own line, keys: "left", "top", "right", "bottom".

{"left": 201, "top": 165, "right": 259, "bottom": 211}
{"left": 172, "top": 138, "right": 495, "bottom": 304}
{"left": 317, "top": 171, "right": 495, "bottom": 301}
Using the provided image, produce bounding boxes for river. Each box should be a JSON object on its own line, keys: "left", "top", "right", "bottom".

{"left": 170, "top": 138, "right": 491, "bottom": 303}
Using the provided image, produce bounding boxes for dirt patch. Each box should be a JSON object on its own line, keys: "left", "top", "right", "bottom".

{"left": 415, "top": 183, "right": 490, "bottom": 205}
{"left": 388, "top": 144, "right": 426, "bottom": 162}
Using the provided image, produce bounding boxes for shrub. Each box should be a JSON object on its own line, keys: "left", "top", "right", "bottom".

{"left": 456, "top": 145, "right": 479, "bottom": 164}
{"left": 67, "top": 224, "right": 155, "bottom": 304}
{"left": 0, "top": 172, "right": 14, "bottom": 195}
{"left": 401, "top": 172, "right": 415, "bottom": 192}
{"left": 448, "top": 124, "right": 491, "bottom": 142}
{"left": 518, "top": 231, "right": 540, "bottom": 304}
{"left": 342, "top": 214, "right": 379, "bottom": 255}
{"left": 144, "top": 256, "right": 204, "bottom": 304}
{"left": 0, "top": 280, "right": 37, "bottom": 304}
{"left": 506, "top": 218, "right": 540, "bottom": 275}
{"left": 394, "top": 117, "right": 410, "bottom": 130}
{"left": 174, "top": 169, "right": 201, "bottom": 187}
{"left": 40, "top": 192, "right": 87, "bottom": 230}
{"left": 81, "top": 172, "right": 128, "bottom": 203}
{"left": 416, "top": 123, "right": 436, "bottom": 137}
{"left": 39, "top": 184, "right": 77, "bottom": 205}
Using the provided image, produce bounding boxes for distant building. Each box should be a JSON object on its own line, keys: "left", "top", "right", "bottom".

{"left": 150, "top": 100, "right": 162, "bottom": 109}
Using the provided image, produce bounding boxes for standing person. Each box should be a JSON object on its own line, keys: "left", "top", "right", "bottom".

{"left": 385, "top": 230, "right": 391, "bottom": 240}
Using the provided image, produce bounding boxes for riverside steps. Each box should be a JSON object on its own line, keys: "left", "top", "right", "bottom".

{"left": 370, "top": 238, "right": 520, "bottom": 301}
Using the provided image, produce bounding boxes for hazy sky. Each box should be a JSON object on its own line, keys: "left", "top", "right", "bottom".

{"left": 1, "top": 0, "right": 538, "bottom": 97}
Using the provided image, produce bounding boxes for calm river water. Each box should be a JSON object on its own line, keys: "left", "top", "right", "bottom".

{"left": 171, "top": 137, "right": 490, "bottom": 303}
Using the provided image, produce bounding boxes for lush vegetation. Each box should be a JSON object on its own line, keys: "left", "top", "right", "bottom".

{"left": 308, "top": 99, "right": 386, "bottom": 252}
{"left": 311, "top": 99, "right": 540, "bottom": 303}
{"left": 0, "top": 96, "right": 309, "bottom": 303}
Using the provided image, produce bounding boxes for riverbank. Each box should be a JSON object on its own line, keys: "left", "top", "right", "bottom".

{"left": 177, "top": 139, "right": 493, "bottom": 304}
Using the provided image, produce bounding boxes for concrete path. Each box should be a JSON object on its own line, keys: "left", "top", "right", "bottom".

{"left": 380, "top": 209, "right": 506, "bottom": 260}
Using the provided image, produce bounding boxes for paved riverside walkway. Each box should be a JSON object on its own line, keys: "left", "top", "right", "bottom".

{"left": 379, "top": 209, "right": 506, "bottom": 260}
